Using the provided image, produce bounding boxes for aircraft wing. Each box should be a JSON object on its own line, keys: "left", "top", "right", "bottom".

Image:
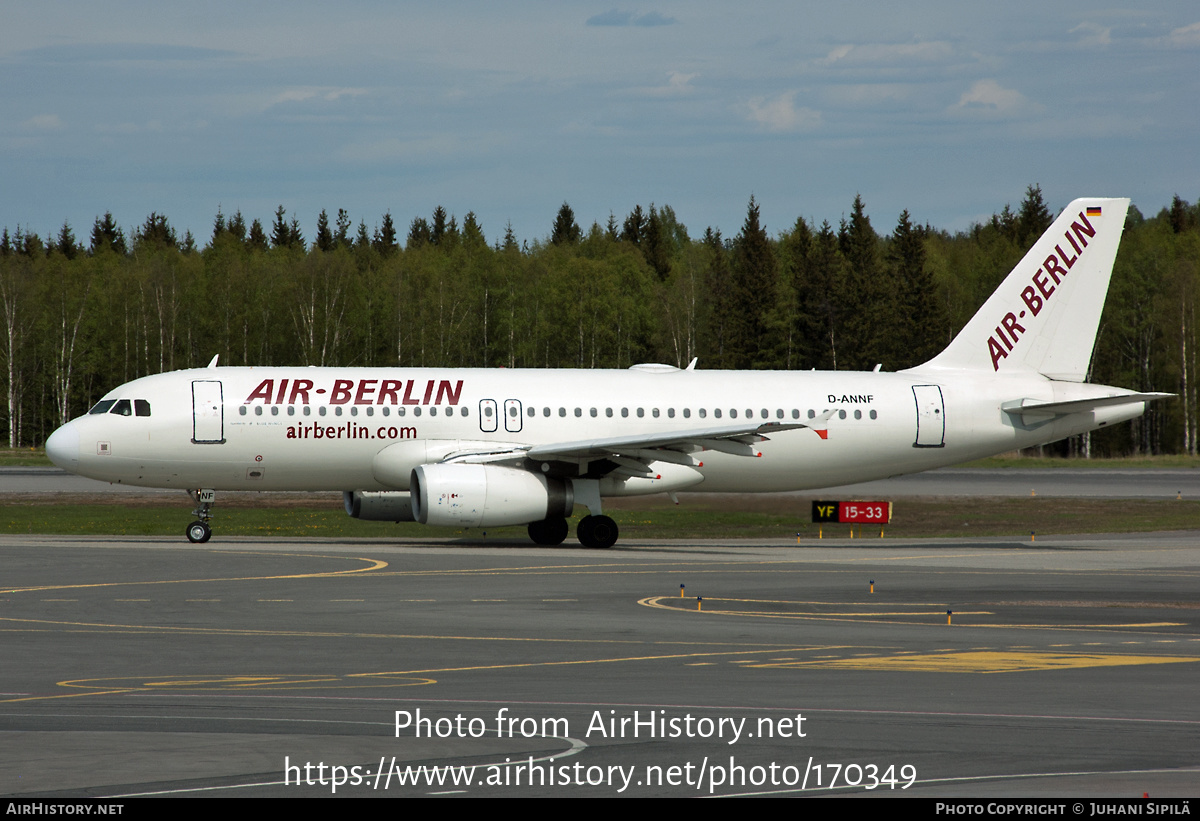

{"left": 445, "top": 412, "right": 834, "bottom": 471}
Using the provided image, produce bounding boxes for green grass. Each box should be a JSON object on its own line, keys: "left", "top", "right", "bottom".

{"left": 961, "top": 453, "right": 1200, "bottom": 468}
{"left": 0, "top": 448, "right": 54, "bottom": 467}
{"left": 1, "top": 498, "right": 1196, "bottom": 540}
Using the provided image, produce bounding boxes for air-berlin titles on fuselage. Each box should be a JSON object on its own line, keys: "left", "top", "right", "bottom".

{"left": 244, "top": 378, "right": 464, "bottom": 407}
{"left": 987, "top": 207, "right": 1100, "bottom": 372}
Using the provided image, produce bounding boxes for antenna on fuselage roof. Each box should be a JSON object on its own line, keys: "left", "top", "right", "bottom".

{"left": 686, "top": 358, "right": 698, "bottom": 370}
{"left": 207, "top": 355, "right": 219, "bottom": 369}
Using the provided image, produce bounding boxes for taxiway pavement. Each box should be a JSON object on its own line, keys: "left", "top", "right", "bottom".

{"left": 1, "top": 531, "right": 1197, "bottom": 797}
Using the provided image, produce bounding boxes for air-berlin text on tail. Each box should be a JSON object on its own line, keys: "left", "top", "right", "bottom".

{"left": 987, "top": 209, "right": 1099, "bottom": 371}
{"left": 244, "top": 378, "right": 464, "bottom": 406}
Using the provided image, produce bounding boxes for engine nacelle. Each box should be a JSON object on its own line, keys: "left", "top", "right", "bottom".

{"left": 343, "top": 490, "right": 416, "bottom": 522}
{"left": 410, "top": 463, "right": 574, "bottom": 527}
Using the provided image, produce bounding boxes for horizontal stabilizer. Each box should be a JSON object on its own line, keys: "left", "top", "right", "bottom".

{"left": 1001, "top": 392, "right": 1172, "bottom": 420}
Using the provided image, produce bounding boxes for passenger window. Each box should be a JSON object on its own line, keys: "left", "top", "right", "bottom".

{"left": 559, "top": 408, "right": 566, "bottom": 417}
{"left": 527, "top": 407, "right": 535, "bottom": 417}
{"left": 304, "top": 406, "right": 312, "bottom": 416}
{"left": 699, "top": 408, "right": 707, "bottom": 418}
{"left": 854, "top": 410, "right": 862, "bottom": 420}
{"left": 575, "top": 408, "right": 582, "bottom": 418}
{"left": 254, "top": 406, "right": 263, "bottom": 416}
{"left": 429, "top": 407, "right": 437, "bottom": 417}
{"left": 110, "top": 399, "right": 132, "bottom": 416}
{"left": 667, "top": 408, "right": 675, "bottom": 418}
{"left": 792, "top": 409, "right": 799, "bottom": 419}
{"left": 621, "top": 408, "right": 629, "bottom": 418}
{"left": 379, "top": 407, "right": 387, "bottom": 417}
{"left": 683, "top": 408, "right": 691, "bottom": 418}
{"left": 461, "top": 407, "right": 469, "bottom": 417}
{"left": 543, "top": 407, "right": 551, "bottom": 417}
{"left": 652, "top": 408, "right": 660, "bottom": 418}
{"left": 238, "top": 406, "right": 247, "bottom": 416}
{"left": 838, "top": 410, "right": 847, "bottom": 419}
{"left": 605, "top": 408, "right": 613, "bottom": 418}
{"left": 414, "top": 407, "right": 422, "bottom": 417}
{"left": 714, "top": 409, "right": 721, "bottom": 419}
{"left": 807, "top": 409, "right": 815, "bottom": 419}
{"left": 869, "top": 410, "right": 878, "bottom": 420}
{"left": 730, "top": 409, "right": 737, "bottom": 419}
{"left": 637, "top": 408, "right": 644, "bottom": 418}
{"left": 89, "top": 400, "right": 116, "bottom": 415}
{"left": 589, "top": 408, "right": 597, "bottom": 418}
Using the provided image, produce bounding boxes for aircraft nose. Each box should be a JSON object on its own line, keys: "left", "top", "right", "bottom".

{"left": 45, "top": 422, "right": 81, "bottom": 472}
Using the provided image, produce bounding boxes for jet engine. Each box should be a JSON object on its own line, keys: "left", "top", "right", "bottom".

{"left": 343, "top": 490, "right": 417, "bottom": 521}
{"left": 410, "top": 463, "right": 573, "bottom": 527}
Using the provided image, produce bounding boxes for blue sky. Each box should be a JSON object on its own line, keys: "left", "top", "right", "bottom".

{"left": 3, "top": 2, "right": 1198, "bottom": 246}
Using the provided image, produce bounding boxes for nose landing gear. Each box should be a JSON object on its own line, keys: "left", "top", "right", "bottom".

{"left": 187, "top": 488, "right": 216, "bottom": 543}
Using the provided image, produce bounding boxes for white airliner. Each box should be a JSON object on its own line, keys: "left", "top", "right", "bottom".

{"left": 45, "top": 198, "right": 1166, "bottom": 547}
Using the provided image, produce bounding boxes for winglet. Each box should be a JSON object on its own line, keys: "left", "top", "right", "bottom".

{"left": 808, "top": 408, "right": 836, "bottom": 440}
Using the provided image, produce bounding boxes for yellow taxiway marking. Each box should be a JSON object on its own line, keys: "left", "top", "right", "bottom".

{"left": 47, "top": 645, "right": 851, "bottom": 698}
{"left": 639, "top": 596, "right": 1186, "bottom": 628}
{"left": 639, "top": 595, "right": 989, "bottom": 622}
{"left": 750, "top": 651, "right": 1200, "bottom": 673}
{"left": 0, "top": 614, "right": 815, "bottom": 650}
{"left": 0, "top": 553, "right": 388, "bottom": 595}
{"left": 54, "top": 673, "right": 435, "bottom": 694}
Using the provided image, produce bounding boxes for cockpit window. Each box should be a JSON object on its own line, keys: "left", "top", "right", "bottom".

{"left": 89, "top": 400, "right": 116, "bottom": 415}
{"left": 135, "top": 399, "right": 151, "bottom": 417}
{"left": 110, "top": 399, "right": 132, "bottom": 416}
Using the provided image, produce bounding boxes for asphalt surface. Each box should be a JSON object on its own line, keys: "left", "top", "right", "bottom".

{"left": 1, "top": 529, "right": 1198, "bottom": 798}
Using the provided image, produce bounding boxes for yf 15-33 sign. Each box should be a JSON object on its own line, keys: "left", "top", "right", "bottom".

{"left": 811, "top": 501, "right": 892, "bottom": 524}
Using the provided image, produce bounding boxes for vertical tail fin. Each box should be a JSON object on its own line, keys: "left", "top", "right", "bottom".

{"left": 916, "top": 197, "right": 1129, "bottom": 381}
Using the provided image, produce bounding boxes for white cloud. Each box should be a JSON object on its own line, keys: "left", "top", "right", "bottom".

{"left": 952, "top": 79, "right": 1038, "bottom": 117}
{"left": 21, "top": 114, "right": 62, "bottom": 130}
{"left": 746, "top": 92, "right": 821, "bottom": 132}
{"left": 636, "top": 70, "right": 697, "bottom": 97}
{"left": 820, "top": 40, "right": 955, "bottom": 66}
{"left": 271, "top": 87, "right": 366, "bottom": 107}
{"left": 1164, "top": 21, "right": 1200, "bottom": 48}
{"left": 586, "top": 9, "right": 676, "bottom": 27}
{"left": 1070, "top": 22, "right": 1112, "bottom": 47}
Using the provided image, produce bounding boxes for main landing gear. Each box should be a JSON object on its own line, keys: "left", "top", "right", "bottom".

{"left": 187, "top": 488, "right": 215, "bottom": 543}
{"left": 526, "top": 514, "right": 619, "bottom": 548}
{"left": 527, "top": 517, "right": 569, "bottom": 546}
{"left": 576, "top": 514, "right": 618, "bottom": 549}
